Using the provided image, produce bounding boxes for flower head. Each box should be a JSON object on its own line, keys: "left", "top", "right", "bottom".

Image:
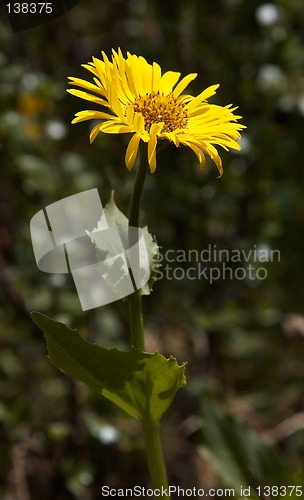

{"left": 67, "top": 49, "right": 245, "bottom": 174}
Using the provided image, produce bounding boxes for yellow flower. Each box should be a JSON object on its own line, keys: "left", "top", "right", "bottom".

{"left": 67, "top": 49, "right": 245, "bottom": 175}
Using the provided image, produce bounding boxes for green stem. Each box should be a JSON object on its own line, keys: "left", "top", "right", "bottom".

{"left": 127, "top": 143, "right": 171, "bottom": 499}
{"left": 127, "top": 143, "right": 149, "bottom": 351}
{"left": 142, "top": 420, "right": 170, "bottom": 498}
{"left": 128, "top": 143, "right": 149, "bottom": 229}
{"left": 127, "top": 285, "right": 145, "bottom": 350}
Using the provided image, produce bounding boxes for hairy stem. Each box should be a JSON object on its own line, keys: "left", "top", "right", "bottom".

{"left": 142, "top": 420, "right": 170, "bottom": 498}
{"left": 127, "top": 143, "right": 149, "bottom": 351}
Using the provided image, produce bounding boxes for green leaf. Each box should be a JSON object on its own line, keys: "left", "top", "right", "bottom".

{"left": 87, "top": 191, "right": 160, "bottom": 297}
{"left": 31, "top": 312, "right": 186, "bottom": 423}
{"left": 199, "top": 401, "right": 287, "bottom": 494}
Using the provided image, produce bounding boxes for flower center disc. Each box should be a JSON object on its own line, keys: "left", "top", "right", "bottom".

{"left": 133, "top": 91, "right": 188, "bottom": 133}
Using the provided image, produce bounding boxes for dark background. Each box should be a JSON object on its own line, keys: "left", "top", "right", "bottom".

{"left": 1, "top": 0, "right": 304, "bottom": 498}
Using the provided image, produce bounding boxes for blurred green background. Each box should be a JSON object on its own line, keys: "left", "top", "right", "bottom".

{"left": 1, "top": 0, "right": 304, "bottom": 498}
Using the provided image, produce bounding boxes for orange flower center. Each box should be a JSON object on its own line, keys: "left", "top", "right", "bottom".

{"left": 133, "top": 91, "right": 188, "bottom": 133}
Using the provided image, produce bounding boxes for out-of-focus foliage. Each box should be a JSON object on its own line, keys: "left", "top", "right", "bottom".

{"left": 1, "top": 0, "right": 304, "bottom": 498}
{"left": 200, "top": 401, "right": 286, "bottom": 492}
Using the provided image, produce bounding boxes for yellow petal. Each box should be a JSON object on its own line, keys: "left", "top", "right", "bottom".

{"left": 162, "top": 132, "right": 180, "bottom": 147}
{"left": 150, "top": 122, "right": 164, "bottom": 135}
{"left": 82, "top": 62, "right": 99, "bottom": 78}
{"left": 134, "top": 113, "right": 145, "bottom": 134}
{"left": 71, "top": 110, "right": 116, "bottom": 124}
{"left": 108, "top": 84, "right": 125, "bottom": 121}
{"left": 100, "top": 122, "right": 131, "bottom": 134}
{"left": 203, "top": 142, "right": 223, "bottom": 177}
{"left": 152, "top": 62, "right": 162, "bottom": 92}
{"left": 125, "top": 104, "right": 135, "bottom": 127}
{"left": 67, "top": 77, "right": 106, "bottom": 96}
{"left": 124, "top": 56, "right": 138, "bottom": 97}
{"left": 182, "top": 141, "right": 206, "bottom": 169}
{"left": 148, "top": 133, "right": 158, "bottom": 173}
{"left": 186, "top": 84, "right": 220, "bottom": 113}
{"left": 126, "top": 53, "right": 146, "bottom": 96}
{"left": 172, "top": 73, "right": 197, "bottom": 97}
{"left": 140, "top": 57, "right": 153, "bottom": 94}
{"left": 210, "top": 151, "right": 223, "bottom": 177}
{"left": 112, "top": 53, "right": 136, "bottom": 103}
{"left": 67, "top": 89, "right": 108, "bottom": 107}
{"left": 92, "top": 57, "right": 108, "bottom": 90}
{"left": 125, "top": 133, "right": 141, "bottom": 170}
{"left": 159, "top": 71, "right": 181, "bottom": 94}
{"left": 90, "top": 123, "right": 102, "bottom": 143}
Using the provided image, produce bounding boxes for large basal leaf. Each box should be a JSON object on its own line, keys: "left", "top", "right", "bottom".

{"left": 31, "top": 312, "right": 186, "bottom": 423}
{"left": 199, "top": 401, "right": 287, "bottom": 495}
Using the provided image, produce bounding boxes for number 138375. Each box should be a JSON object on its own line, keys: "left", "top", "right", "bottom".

{"left": 256, "top": 486, "right": 302, "bottom": 497}
{"left": 6, "top": 3, "right": 53, "bottom": 14}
